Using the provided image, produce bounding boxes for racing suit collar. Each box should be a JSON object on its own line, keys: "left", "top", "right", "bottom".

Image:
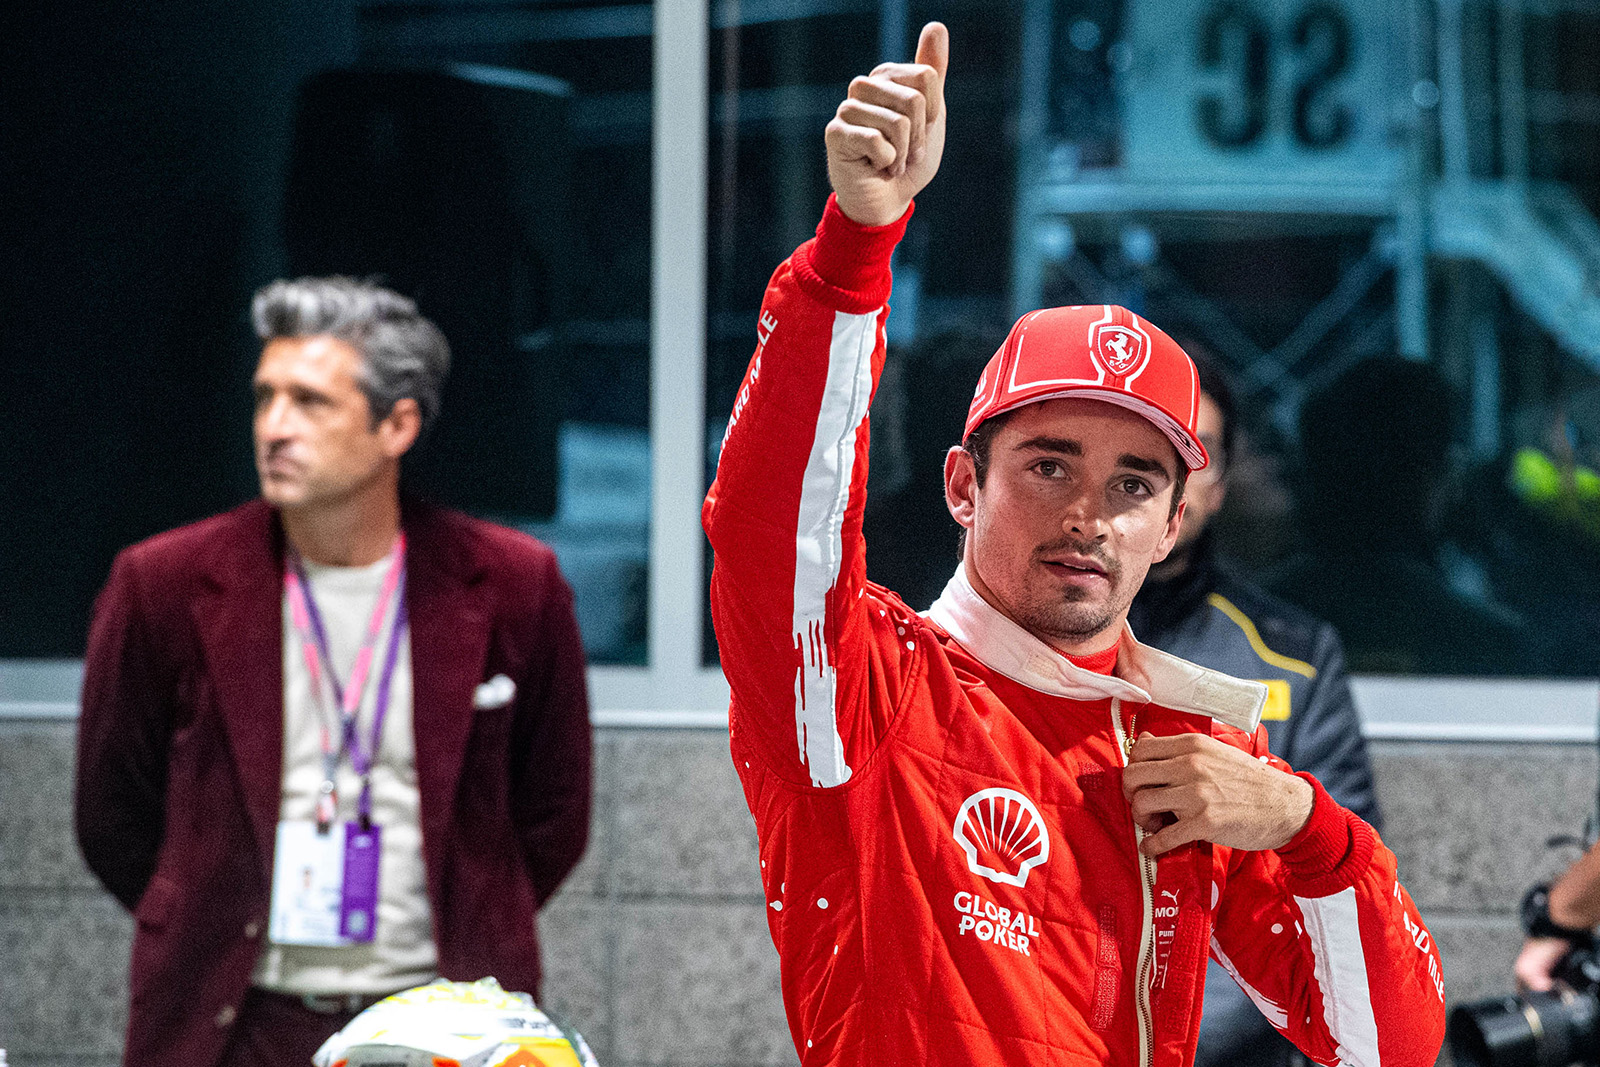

{"left": 927, "top": 566, "right": 1266, "bottom": 733}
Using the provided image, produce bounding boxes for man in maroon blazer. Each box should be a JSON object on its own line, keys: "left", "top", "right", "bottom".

{"left": 75, "top": 277, "right": 592, "bottom": 1067}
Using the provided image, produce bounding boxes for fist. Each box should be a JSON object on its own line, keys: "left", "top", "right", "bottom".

{"left": 1121, "top": 732, "right": 1315, "bottom": 858}
{"left": 825, "top": 21, "right": 949, "bottom": 227}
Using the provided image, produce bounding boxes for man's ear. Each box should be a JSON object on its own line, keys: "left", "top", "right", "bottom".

{"left": 378, "top": 397, "right": 422, "bottom": 459}
{"left": 945, "top": 446, "right": 977, "bottom": 529}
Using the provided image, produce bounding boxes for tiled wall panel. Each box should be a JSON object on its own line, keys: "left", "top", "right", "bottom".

{"left": 3, "top": 722, "right": 1594, "bottom": 1067}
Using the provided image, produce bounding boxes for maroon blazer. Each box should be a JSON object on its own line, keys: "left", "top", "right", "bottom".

{"left": 75, "top": 498, "right": 592, "bottom": 1067}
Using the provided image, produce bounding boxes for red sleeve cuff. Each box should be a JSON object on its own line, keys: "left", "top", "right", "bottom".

{"left": 791, "top": 194, "right": 913, "bottom": 314}
{"left": 1275, "top": 772, "right": 1377, "bottom": 897}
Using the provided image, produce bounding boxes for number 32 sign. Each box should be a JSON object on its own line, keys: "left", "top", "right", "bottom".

{"left": 1121, "top": 0, "right": 1401, "bottom": 190}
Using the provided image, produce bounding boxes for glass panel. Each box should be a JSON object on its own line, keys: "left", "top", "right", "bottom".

{"left": 352, "top": 1, "right": 655, "bottom": 664}
{"left": 1, "top": 1, "right": 653, "bottom": 663}
{"left": 702, "top": 0, "right": 1600, "bottom": 677}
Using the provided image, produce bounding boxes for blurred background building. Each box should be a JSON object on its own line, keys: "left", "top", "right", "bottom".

{"left": 4, "top": 0, "right": 1599, "bottom": 1064}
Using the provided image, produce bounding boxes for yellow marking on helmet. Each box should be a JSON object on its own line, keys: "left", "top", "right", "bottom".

{"left": 1206, "top": 593, "right": 1317, "bottom": 680}
{"left": 498, "top": 1041, "right": 584, "bottom": 1067}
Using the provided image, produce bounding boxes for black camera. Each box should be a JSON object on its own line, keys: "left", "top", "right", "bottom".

{"left": 1448, "top": 945, "right": 1600, "bottom": 1067}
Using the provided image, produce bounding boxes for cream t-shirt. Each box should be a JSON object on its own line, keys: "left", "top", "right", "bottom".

{"left": 251, "top": 547, "right": 438, "bottom": 995}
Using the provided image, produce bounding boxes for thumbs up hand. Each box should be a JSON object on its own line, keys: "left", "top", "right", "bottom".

{"left": 825, "top": 21, "right": 949, "bottom": 227}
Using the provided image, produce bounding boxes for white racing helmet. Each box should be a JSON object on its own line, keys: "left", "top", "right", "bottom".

{"left": 313, "top": 977, "right": 599, "bottom": 1067}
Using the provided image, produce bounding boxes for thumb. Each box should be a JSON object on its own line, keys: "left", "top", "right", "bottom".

{"left": 1139, "top": 818, "right": 1196, "bottom": 858}
{"left": 914, "top": 21, "right": 949, "bottom": 117}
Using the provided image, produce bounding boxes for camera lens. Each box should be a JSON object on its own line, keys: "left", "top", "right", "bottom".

{"left": 1448, "top": 988, "right": 1599, "bottom": 1067}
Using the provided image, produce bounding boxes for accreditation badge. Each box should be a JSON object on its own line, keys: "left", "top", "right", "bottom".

{"left": 339, "top": 821, "right": 381, "bottom": 942}
{"left": 268, "top": 820, "right": 382, "bottom": 946}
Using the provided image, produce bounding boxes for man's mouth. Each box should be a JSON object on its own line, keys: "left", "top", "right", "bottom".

{"left": 1042, "top": 556, "right": 1111, "bottom": 581}
{"left": 260, "top": 452, "right": 300, "bottom": 477}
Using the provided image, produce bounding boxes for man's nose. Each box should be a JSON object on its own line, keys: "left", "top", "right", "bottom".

{"left": 1060, "top": 486, "right": 1108, "bottom": 537}
{"left": 257, "top": 394, "right": 294, "bottom": 439}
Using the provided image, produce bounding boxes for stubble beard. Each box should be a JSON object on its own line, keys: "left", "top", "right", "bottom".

{"left": 1012, "top": 584, "right": 1126, "bottom": 645}
{"left": 970, "top": 523, "right": 1139, "bottom": 648}
{"left": 1010, "top": 545, "right": 1132, "bottom": 645}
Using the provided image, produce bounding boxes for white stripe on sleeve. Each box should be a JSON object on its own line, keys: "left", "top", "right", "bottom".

{"left": 1296, "top": 887, "right": 1382, "bottom": 1067}
{"left": 1210, "top": 935, "right": 1290, "bottom": 1031}
{"left": 790, "top": 309, "right": 878, "bottom": 787}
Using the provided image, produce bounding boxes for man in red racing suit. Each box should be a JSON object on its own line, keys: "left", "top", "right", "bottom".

{"left": 703, "top": 23, "right": 1446, "bottom": 1067}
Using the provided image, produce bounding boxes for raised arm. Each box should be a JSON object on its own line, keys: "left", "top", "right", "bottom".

{"left": 703, "top": 24, "right": 948, "bottom": 788}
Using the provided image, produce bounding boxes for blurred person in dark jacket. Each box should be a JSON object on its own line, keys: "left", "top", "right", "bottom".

{"left": 75, "top": 277, "right": 592, "bottom": 1067}
{"left": 1130, "top": 351, "right": 1380, "bottom": 1067}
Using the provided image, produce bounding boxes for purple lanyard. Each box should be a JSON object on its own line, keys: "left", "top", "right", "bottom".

{"left": 284, "top": 537, "right": 408, "bottom": 828}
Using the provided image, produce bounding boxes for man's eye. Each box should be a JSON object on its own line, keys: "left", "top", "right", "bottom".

{"left": 1036, "top": 460, "right": 1061, "bottom": 477}
{"left": 1120, "top": 477, "right": 1151, "bottom": 496}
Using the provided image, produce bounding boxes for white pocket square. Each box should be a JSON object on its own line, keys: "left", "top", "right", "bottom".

{"left": 473, "top": 673, "right": 516, "bottom": 710}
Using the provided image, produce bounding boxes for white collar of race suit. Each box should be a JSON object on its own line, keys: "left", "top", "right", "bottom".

{"left": 925, "top": 566, "right": 1266, "bottom": 734}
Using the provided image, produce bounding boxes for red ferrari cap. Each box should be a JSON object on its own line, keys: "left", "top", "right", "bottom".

{"left": 964, "top": 304, "right": 1209, "bottom": 471}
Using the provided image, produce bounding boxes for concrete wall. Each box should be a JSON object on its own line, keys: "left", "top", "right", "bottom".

{"left": 2, "top": 720, "right": 1593, "bottom": 1066}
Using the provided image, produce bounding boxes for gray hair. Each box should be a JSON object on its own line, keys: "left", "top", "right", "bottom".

{"left": 251, "top": 277, "right": 451, "bottom": 432}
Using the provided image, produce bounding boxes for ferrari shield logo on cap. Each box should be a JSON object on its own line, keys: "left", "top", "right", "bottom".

{"left": 1091, "top": 320, "right": 1150, "bottom": 379}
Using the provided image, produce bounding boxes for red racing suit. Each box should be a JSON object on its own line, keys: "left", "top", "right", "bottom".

{"left": 703, "top": 196, "right": 1447, "bottom": 1067}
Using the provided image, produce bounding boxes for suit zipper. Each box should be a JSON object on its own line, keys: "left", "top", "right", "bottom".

{"left": 1112, "top": 697, "right": 1156, "bottom": 1067}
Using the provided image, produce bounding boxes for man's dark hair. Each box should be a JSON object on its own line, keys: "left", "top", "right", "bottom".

{"left": 961, "top": 409, "right": 1190, "bottom": 519}
{"left": 961, "top": 408, "right": 1016, "bottom": 488}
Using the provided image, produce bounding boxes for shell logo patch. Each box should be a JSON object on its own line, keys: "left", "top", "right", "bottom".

{"left": 953, "top": 787, "right": 1050, "bottom": 887}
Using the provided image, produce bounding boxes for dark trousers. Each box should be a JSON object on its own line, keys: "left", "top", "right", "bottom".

{"left": 216, "top": 989, "right": 361, "bottom": 1067}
